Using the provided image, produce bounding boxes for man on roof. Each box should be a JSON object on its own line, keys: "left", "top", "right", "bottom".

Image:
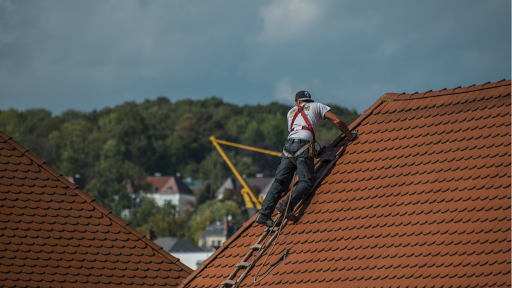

{"left": 255, "top": 91, "right": 355, "bottom": 227}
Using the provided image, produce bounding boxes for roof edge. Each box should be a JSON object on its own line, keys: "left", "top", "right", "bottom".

{"left": 0, "top": 130, "right": 193, "bottom": 275}
{"left": 383, "top": 79, "right": 511, "bottom": 101}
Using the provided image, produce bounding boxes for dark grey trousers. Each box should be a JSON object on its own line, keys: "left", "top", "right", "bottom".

{"left": 259, "top": 138, "right": 315, "bottom": 217}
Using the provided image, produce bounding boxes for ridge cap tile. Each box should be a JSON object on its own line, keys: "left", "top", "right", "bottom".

{"left": 0, "top": 130, "right": 12, "bottom": 141}
{"left": 23, "top": 151, "right": 45, "bottom": 166}
{"left": 57, "top": 175, "right": 78, "bottom": 190}
{"left": 6, "top": 139, "right": 28, "bottom": 153}
{"left": 74, "top": 188, "right": 95, "bottom": 203}
{"left": 40, "top": 163, "right": 62, "bottom": 178}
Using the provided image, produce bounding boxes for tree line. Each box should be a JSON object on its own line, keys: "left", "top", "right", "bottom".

{"left": 0, "top": 97, "right": 359, "bottom": 244}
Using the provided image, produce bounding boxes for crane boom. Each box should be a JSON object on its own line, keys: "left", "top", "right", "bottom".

{"left": 209, "top": 136, "right": 281, "bottom": 216}
{"left": 211, "top": 138, "right": 282, "bottom": 157}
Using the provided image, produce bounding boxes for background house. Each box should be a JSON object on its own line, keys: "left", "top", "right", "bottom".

{"left": 144, "top": 231, "right": 213, "bottom": 270}
{"left": 216, "top": 176, "right": 274, "bottom": 200}
{"left": 139, "top": 175, "right": 196, "bottom": 215}
{"left": 197, "top": 216, "right": 239, "bottom": 251}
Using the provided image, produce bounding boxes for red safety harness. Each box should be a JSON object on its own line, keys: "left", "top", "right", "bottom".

{"left": 290, "top": 104, "right": 315, "bottom": 141}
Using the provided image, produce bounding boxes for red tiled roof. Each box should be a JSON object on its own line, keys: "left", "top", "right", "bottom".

{"left": 143, "top": 176, "right": 194, "bottom": 196}
{"left": 0, "top": 132, "right": 193, "bottom": 287}
{"left": 179, "top": 79, "right": 511, "bottom": 288}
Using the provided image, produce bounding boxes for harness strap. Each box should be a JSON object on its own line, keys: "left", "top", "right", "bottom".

{"left": 290, "top": 105, "right": 315, "bottom": 139}
{"left": 282, "top": 142, "right": 311, "bottom": 165}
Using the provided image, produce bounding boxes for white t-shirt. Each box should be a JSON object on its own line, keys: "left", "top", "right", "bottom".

{"left": 287, "top": 102, "right": 331, "bottom": 141}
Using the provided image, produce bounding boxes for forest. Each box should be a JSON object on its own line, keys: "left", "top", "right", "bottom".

{"left": 0, "top": 97, "right": 359, "bottom": 244}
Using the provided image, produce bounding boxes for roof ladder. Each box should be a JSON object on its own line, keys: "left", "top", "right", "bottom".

{"left": 220, "top": 214, "right": 286, "bottom": 288}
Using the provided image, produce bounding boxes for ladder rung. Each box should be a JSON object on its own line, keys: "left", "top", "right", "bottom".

{"left": 221, "top": 280, "right": 237, "bottom": 286}
{"left": 264, "top": 227, "right": 280, "bottom": 232}
{"left": 250, "top": 244, "right": 263, "bottom": 250}
{"left": 235, "top": 262, "right": 251, "bottom": 268}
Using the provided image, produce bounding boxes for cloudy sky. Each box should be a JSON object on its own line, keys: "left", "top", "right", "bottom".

{"left": 0, "top": 0, "right": 510, "bottom": 114}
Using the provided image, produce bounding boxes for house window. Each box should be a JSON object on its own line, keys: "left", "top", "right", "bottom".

{"left": 212, "top": 240, "right": 216, "bottom": 247}
{"left": 218, "top": 240, "right": 221, "bottom": 247}
{"left": 152, "top": 187, "right": 158, "bottom": 192}
{"left": 167, "top": 186, "right": 172, "bottom": 192}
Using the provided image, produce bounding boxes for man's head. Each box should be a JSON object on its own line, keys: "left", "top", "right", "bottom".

{"left": 295, "top": 90, "right": 314, "bottom": 106}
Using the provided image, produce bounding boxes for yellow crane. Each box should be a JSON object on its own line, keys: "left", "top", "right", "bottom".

{"left": 209, "top": 136, "right": 281, "bottom": 216}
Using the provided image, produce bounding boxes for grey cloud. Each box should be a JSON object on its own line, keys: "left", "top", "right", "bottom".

{"left": 0, "top": 0, "right": 509, "bottom": 114}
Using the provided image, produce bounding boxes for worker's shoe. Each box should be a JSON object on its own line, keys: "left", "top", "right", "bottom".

{"left": 276, "top": 200, "right": 291, "bottom": 215}
{"left": 255, "top": 213, "right": 274, "bottom": 227}
{"left": 277, "top": 201, "right": 299, "bottom": 222}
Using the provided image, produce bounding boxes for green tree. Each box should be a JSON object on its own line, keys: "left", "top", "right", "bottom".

{"left": 47, "top": 120, "right": 106, "bottom": 183}
{"left": 186, "top": 200, "right": 242, "bottom": 244}
{"left": 127, "top": 196, "right": 177, "bottom": 227}
{"left": 84, "top": 139, "right": 147, "bottom": 216}
{"left": 136, "top": 215, "right": 187, "bottom": 239}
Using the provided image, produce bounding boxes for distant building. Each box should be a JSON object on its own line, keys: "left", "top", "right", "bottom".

{"left": 147, "top": 231, "right": 213, "bottom": 270}
{"left": 216, "top": 176, "right": 273, "bottom": 200}
{"left": 139, "top": 175, "right": 196, "bottom": 215}
{"left": 198, "top": 217, "right": 238, "bottom": 251}
{"left": 181, "top": 176, "right": 203, "bottom": 195}
{"left": 154, "top": 237, "right": 204, "bottom": 253}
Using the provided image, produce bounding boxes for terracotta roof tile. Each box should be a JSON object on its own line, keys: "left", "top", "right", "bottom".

{"left": 0, "top": 133, "right": 192, "bottom": 287}
{"left": 179, "top": 80, "right": 511, "bottom": 287}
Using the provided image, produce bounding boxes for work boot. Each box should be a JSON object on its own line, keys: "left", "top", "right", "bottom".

{"left": 276, "top": 200, "right": 299, "bottom": 222}
{"left": 276, "top": 200, "right": 290, "bottom": 215}
{"left": 255, "top": 213, "right": 274, "bottom": 227}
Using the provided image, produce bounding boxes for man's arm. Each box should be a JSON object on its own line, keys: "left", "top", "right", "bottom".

{"left": 324, "top": 111, "right": 354, "bottom": 140}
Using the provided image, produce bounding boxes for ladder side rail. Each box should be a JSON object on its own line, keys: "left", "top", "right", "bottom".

{"left": 219, "top": 217, "right": 282, "bottom": 287}
{"left": 232, "top": 218, "right": 288, "bottom": 288}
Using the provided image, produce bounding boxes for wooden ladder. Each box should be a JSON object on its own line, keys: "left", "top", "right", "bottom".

{"left": 220, "top": 214, "right": 287, "bottom": 288}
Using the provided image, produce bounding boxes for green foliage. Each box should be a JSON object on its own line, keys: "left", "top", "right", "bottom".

{"left": 129, "top": 197, "right": 187, "bottom": 239}
{"left": 185, "top": 200, "right": 242, "bottom": 244}
{"left": 136, "top": 215, "right": 188, "bottom": 239}
{"left": 195, "top": 182, "right": 214, "bottom": 207}
{"left": 127, "top": 196, "right": 178, "bottom": 227}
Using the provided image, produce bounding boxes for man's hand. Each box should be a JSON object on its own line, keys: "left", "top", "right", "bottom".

{"left": 324, "top": 111, "right": 354, "bottom": 140}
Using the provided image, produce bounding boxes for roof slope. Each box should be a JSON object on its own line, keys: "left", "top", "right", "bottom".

{"left": 0, "top": 132, "right": 193, "bottom": 287}
{"left": 180, "top": 79, "right": 511, "bottom": 288}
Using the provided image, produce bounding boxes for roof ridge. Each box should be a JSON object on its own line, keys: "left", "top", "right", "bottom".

{"left": 382, "top": 79, "right": 511, "bottom": 102}
{"left": 0, "top": 130, "right": 194, "bottom": 275}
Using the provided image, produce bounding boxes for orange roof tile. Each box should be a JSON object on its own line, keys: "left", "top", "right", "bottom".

{"left": 0, "top": 132, "right": 193, "bottom": 287}
{"left": 179, "top": 79, "right": 511, "bottom": 288}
